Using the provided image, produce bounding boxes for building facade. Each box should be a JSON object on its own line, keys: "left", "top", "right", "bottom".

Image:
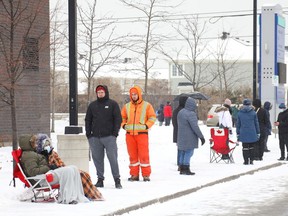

{"left": 0, "top": 1, "right": 50, "bottom": 142}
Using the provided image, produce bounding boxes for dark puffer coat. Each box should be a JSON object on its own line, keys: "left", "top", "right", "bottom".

{"left": 253, "top": 99, "right": 269, "bottom": 136}
{"left": 172, "top": 96, "right": 188, "bottom": 143}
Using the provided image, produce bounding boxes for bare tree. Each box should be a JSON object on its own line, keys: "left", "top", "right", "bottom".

{"left": 159, "top": 16, "right": 218, "bottom": 91}
{"left": 119, "top": 0, "right": 182, "bottom": 94}
{"left": 210, "top": 37, "right": 245, "bottom": 101}
{"left": 0, "top": 0, "right": 49, "bottom": 150}
{"left": 77, "top": 0, "right": 126, "bottom": 106}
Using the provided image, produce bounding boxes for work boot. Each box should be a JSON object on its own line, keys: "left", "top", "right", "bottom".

{"left": 143, "top": 176, "right": 150, "bottom": 182}
{"left": 114, "top": 178, "right": 122, "bottom": 189}
{"left": 128, "top": 176, "right": 139, "bottom": 181}
{"left": 95, "top": 178, "right": 104, "bottom": 188}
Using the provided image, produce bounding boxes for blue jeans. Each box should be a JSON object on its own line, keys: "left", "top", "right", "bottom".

{"left": 178, "top": 149, "right": 194, "bottom": 166}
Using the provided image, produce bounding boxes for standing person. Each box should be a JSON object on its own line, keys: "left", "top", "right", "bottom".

{"left": 263, "top": 101, "right": 272, "bottom": 152}
{"left": 252, "top": 99, "right": 269, "bottom": 161}
{"left": 274, "top": 103, "right": 288, "bottom": 161}
{"left": 172, "top": 96, "right": 188, "bottom": 170}
{"left": 236, "top": 99, "right": 260, "bottom": 165}
{"left": 215, "top": 98, "right": 233, "bottom": 134}
{"left": 163, "top": 101, "right": 173, "bottom": 126}
{"left": 85, "top": 85, "right": 122, "bottom": 189}
{"left": 231, "top": 104, "right": 239, "bottom": 127}
{"left": 177, "top": 97, "right": 205, "bottom": 175}
{"left": 157, "top": 104, "right": 164, "bottom": 126}
{"left": 121, "top": 86, "right": 156, "bottom": 182}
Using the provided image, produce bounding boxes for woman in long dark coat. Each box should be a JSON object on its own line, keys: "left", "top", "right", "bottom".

{"left": 236, "top": 99, "right": 260, "bottom": 165}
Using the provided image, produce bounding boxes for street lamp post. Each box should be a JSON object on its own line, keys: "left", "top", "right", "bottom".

{"left": 253, "top": 0, "right": 257, "bottom": 100}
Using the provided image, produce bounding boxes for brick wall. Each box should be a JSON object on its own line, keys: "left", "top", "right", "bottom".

{"left": 0, "top": 0, "right": 50, "bottom": 142}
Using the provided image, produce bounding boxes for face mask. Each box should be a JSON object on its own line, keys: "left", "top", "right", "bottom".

{"left": 44, "top": 145, "right": 51, "bottom": 154}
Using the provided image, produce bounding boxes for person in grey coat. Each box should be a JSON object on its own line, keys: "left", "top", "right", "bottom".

{"left": 177, "top": 97, "right": 205, "bottom": 175}
{"left": 236, "top": 99, "right": 260, "bottom": 165}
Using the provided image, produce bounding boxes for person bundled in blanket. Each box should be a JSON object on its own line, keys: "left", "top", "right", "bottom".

{"left": 35, "top": 133, "right": 104, "bottom": 201}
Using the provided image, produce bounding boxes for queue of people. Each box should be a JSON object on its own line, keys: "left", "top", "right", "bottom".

{"left": 18, "top": 86, "right": 287, "bottom": 204}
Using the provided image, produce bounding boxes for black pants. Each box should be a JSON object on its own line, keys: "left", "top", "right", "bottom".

{"left": 242, "top": 142, "right": 256, "bottom": 164}
{"left": 279, "top": 133, "right": 288, "bottom": 158}
{"left": 254, "top": 134, "right": 265, "bottom": 160}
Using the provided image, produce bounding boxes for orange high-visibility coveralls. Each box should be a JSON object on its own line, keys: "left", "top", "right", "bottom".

{"left": 121, "top": 86, "right": 156, "bottom": 177}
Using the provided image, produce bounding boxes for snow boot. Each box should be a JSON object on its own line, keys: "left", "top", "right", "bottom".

{"left": 114, "top": 178, "right": 122, "bottom": 189}
{"left": 95, "top": 178, "right": 104, "bottom": 188}
{"left": 180, "top": 165, "right": 195, "bottom": 175}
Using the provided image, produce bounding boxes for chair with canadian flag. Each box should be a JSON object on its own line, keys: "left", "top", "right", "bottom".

{"left": 209, "top": 128, "right": 238, "bottom": 163}
{"left": 11, "top": 148, "right": 59, "bottom": 202}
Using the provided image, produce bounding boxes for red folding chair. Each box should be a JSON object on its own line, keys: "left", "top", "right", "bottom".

{"left": 209, "top": 128, "right": 238, "bottom": 163}
{"left": 11, "top": 148, "right": 59, "bottom": 202}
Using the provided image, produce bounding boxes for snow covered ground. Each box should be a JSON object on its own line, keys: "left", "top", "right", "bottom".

{"left": 0, "top": 119, "right": 286, "bottom": 216}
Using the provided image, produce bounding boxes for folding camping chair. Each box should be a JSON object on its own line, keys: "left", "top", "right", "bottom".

{"left": 209, "top": 128, "right": 238, "bottom": 163}
{"left": 11, "top": 148, "right": 59, "bottom": 202}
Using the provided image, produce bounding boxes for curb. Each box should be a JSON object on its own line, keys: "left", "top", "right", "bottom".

{"left": 102, "top": 162, "right": 284, "bottom": 216}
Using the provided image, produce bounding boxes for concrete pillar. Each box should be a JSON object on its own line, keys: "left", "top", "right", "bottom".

{"left": 57, "top": 134, "right": 89, "bottom": 173}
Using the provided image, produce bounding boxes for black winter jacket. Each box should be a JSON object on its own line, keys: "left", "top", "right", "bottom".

{"left": 85, "top": 85, "right": 122, "bottom": 138}
{"left": 277, "top": 109, "right": 288, "bottom": 135}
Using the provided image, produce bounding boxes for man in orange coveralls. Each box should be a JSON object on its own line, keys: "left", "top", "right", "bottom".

{"left": 121, "top": 86, "right": 156, "bottom": 182}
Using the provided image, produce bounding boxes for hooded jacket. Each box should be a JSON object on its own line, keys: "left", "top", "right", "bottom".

{"left": 85, "top": 85, "right": 122, "bottom": 138}
{"left": 121, "top": 86, "right": 156, "bottom": 135}
{"left": 19, "top": 134, "right": 50, "bottom": 177}
{"left": 172, "top": 96, "right": 188, "bottom": 143}
{"left": 252, "top": 99, "right": 269, "bottom": 135}
{"left": 177, "top": 97, "right": 204, "bottom": 150}
{"left": 236, "top": 105, "right": 260, "bottom": 143}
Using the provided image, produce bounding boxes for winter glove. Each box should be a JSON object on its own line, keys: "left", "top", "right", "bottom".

{"left": 200, "top": 138, "right": 205, "bottom": 145}
{"left": 257, "top": 134, "right": 260, "bottom": 139}
{"left": 48, "top": 164, "right": 58, "bottom": 170}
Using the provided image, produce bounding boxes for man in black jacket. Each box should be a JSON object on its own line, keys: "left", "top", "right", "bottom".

{"left": 275, "top": 103, "right": 288, "bottom": 160}
{"left": 85, "top": 85, "right": 122, "bottom": 189}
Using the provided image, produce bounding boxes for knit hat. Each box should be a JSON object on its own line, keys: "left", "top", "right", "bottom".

{"left": 96, "top": 86, "right": 105, "bottom": 92}
{"left": 224, "top": 98, "right": 232, "bottom": 106}
{"left": 243, "top": 99, "right": 251, "bottom": 106}
{"left": 279, "top": 103, "right": 286, "bottom": 109}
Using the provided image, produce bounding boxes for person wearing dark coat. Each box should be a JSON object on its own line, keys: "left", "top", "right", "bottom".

{"left": 157, "top": 104, "right": 164, "bottom": 126}
{"left": 172, "top": 96, "right": 188, "bottom": 169}
{"left": 177, "top": 97, "right": 205, "bottom": 175}
{"left": 85, "top": 85, "right": 122, "bottom": 189}
{"left": 274, "top": 103, "right": 288, "bottom": 160}
{"left": 236, "top": 99, "right": 260, "bottom": 165}
{"left": 252, "top": 99, "right": 270, "bottom": 160}
{"left": 263, "top": 101, "right": 272, "bottom": 152}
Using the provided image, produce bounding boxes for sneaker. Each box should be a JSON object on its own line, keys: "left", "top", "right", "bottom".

{"left": 128, "top": 176, "right": 139, "bottom": 181}
{"left": 95, "top": 178, "right": 104, "bottom": 188}
{"left": 115, "top": 178, "right": 122, "bottom": 189}
{"left": 143, "top": 176, "right": 150, "bottom": 182}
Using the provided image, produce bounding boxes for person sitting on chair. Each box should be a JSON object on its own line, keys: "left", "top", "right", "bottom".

{"left": 19, "top": 134, "right": 101, "bottom": 204}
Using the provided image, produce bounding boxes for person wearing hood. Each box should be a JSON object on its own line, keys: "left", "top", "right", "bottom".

{"left": 236, "top": 99, "right": 260, "bottom": 165}
{"left": 263, "top": 101, "right": 272, "bottom": 152}
{"left": 274, "top": 103, "right": 288, "bottom": 160}
{"left": 85, "top": 85, "right": 122, "bottom": 189}
{"left": 121, "top": 86, "right": 156, "bottom": 182}
{"left": 177, "top": 97, "right": 205, "bottom": 175}
{"left": 19, "top": 134, "right": 89, "bottom": 204}
{"left": 172, "top": 96, "right": 188, "bottom": 170}
{"left": 36, "top": 133, "right": 103, "bottom": 201}
{"left": 252, "top": 99, "right": 270, "bottom": 161}
{"left": 215, "top": 98, "right": 233, "bottom": 134}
